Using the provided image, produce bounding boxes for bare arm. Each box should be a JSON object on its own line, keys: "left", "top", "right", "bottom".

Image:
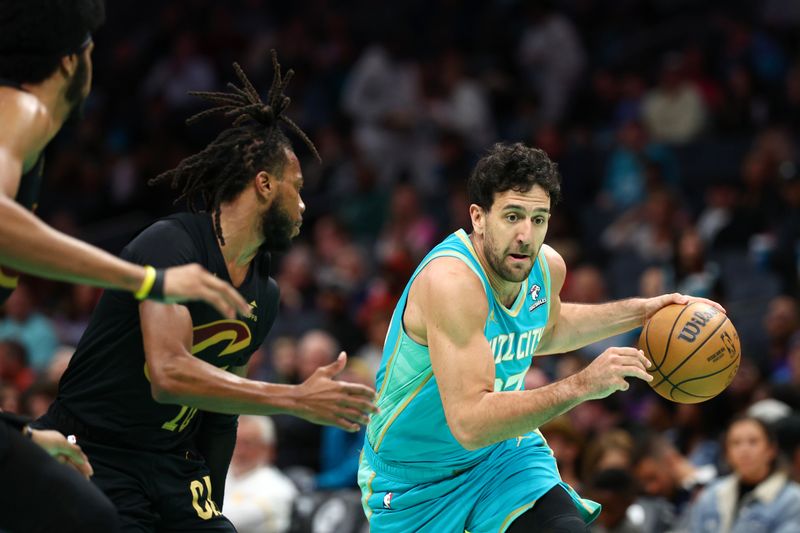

{"left": 140, "top": 300, "right": 377, "bottom": 431}
{"left": 0, "top": 105, "right": 249, "bottom": 317}
{"left": 535, "top": 245, "right": 726, "bottom": 355}
{"left": 421, "top": 258, "right": 652, "bottom": 450}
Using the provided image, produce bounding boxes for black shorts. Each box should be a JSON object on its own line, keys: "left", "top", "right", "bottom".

{"left": 37, "top": 406, "right": 235, "bottom": 533}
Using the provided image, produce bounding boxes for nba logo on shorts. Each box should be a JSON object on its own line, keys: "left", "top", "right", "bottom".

{"left": 383, "top": 492, "right": 393, "bottom": 509}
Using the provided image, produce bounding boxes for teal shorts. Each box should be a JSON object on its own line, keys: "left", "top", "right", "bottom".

{"left": 358, "top": 433, "right": 600, "bottom": 533}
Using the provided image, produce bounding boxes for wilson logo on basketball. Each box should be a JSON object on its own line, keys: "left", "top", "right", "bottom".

{"left": 677, "top": 308, "right": 720, "bottom": 343}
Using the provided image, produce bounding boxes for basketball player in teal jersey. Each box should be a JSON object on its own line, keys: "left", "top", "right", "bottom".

{"left": 358, "top": 143, "right": 724, "bottom": 532}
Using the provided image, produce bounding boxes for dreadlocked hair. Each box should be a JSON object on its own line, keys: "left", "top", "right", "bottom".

{"left": 149, "top": 50, "right": 320, "bottom": 245}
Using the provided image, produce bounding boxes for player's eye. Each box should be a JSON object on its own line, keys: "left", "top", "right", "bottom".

{"left": 534, "top": 217, "right": 546, "bottom": 225}
{"left": 505, "top": 213, "right": 518, "bottom": 223}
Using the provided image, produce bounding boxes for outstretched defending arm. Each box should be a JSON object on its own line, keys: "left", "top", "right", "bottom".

{"left": 140, "top": 300, "right": 377, "bottom": 432}
{"left": 421, "top": 257, "right": 652, "bottom": 450}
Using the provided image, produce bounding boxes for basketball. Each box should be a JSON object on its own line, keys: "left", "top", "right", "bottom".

{"left": 639, "top": 302, "right": 741, "bottom": 404}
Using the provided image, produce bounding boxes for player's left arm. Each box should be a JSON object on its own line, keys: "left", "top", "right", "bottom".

{"left": 535, "top": 245, "right": 726, "bottom": 355}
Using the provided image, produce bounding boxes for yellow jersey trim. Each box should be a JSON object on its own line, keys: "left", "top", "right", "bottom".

{"left": 499, "top": 499, "right": 538, "bottom": 532}
{"left": 374, "top": 371, "right": 433, "bottom": 452}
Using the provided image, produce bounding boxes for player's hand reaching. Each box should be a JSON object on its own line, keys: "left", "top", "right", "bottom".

{"left": 576, "top": 347, "right": 653, "bottom": 400}
{"left": 161, "top": 263, "right": 251, "bottom": 318}
{"left": 29, "top": 428, "right": 94, "bottom": 479}
{"left": 292, "top": 351, "right": 378, "bottom": 432}
{"left": 643, "top": 293, "right": 726, "bottom": 323}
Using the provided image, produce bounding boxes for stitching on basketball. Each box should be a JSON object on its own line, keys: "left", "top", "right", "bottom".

{"left": 645, "top": 318, "right": 661, "bottom": 379}
{"left": 671, "top": 356, "right": 739, "bottom": 390}
{"left": 658, "top": 302, "right": 696, "bottom": 371}
{"left": 653, "top": 316, "right": 729, "bottom": 389}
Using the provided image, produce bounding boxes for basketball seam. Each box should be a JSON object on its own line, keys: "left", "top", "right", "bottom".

{"left": 658, "top": 303, "right": 697, "bottom": 370}
{"left": 652, "top": 316, "right": 728, "bottom": 389}
{"left": 672, "top": 356, "right": 739, "bottom": 388}
{"left": 650, "top": 368, "right": 714, "bottom": 400}
{"left": 645, "top": 317, "right": 658, "bottom": 377}
{"left": 652, "top": 354, "right": 738, "bottom": 401}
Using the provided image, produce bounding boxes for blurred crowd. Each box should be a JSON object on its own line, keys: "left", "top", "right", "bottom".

{"left": 2, "top": 0, "right": 800, "bottom": 531}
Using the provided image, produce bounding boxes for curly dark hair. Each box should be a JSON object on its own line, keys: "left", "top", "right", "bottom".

{"left": 149, "top": 51, "right": 319, "bottom": 245}
{"left": 0, "top": 0, "right": 105, "bottom": 83}
{"left": 467, "top": 142, "right": 561, "bottom": 210}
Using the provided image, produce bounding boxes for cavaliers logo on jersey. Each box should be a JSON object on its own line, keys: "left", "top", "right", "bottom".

{"left": 192, "top": 319, "right": 252, "bottom": 356}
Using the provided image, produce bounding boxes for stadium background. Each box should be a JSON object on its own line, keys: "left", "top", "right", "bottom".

{"left": 1, "top": 0, "right": 800, "bottom": 531}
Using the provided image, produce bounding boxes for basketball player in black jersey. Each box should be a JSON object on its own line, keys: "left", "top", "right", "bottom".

{"left": 35, "top": 53, "right": 377, "bottom": 532}
{"left": 0, "top": 0, "right": 250, "bottom": 321}
{"left": 1, "top": 2, "right": 257, "bottom": 531}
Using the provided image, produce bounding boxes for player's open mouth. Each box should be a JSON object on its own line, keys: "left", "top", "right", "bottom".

{"left": 508, "top": 253, "right": 529, "bottom": 261}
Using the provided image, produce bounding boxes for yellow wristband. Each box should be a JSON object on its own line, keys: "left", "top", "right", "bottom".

{"left": 134, "top": 265, "right": 157, "bottom": 300}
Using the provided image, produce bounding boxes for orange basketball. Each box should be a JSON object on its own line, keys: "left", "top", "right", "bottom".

{"left": 639, "top": 302, "right": 741, "bottom": 404}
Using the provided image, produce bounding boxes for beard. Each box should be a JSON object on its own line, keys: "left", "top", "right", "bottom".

{"left": 65, "top": 53, "right": 90, "bottom": 120}
{"left": 260, "top": 201, "right": 297, "bottom": 253}
{"left": 483, "top": 229, "right": 534, "bottom": 283}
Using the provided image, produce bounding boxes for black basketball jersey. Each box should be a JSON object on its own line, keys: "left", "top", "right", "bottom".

{"left": 54, "top": 212, "right": 279, "bottom": 452}
{"left": 0, "top": 78, "right": 45, "bottom": 304}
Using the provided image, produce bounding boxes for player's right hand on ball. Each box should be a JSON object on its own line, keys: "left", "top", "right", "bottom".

{"left": 577, "top": 347, "right": 653, "bottom": 400}
{"left": 293, "top": 351, "right": 378, "bottom": 432}
{"left": 162, "top": 263, "right": 251, "bottom": 318}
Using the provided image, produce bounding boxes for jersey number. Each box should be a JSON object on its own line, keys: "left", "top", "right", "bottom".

{"left": 146, "top": 365, "right": 229, "bottom": 433}
{"left": 190, "top": 475, "right": 221, "bottom": 520}
{"left": 494, "top": 369, "right": 527, "bottom": 391}
{"left": 162, "top": 406, "right": 199, "bottom": 432}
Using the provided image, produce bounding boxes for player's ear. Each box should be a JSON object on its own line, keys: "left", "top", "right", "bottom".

{"left": 469, "top": 204, "right": 485, "bottom": 236}
{"left": 59, "top": 53, "right": 79, "bottom": 79}
{"left": 254, "top": 170, "right": 274, "bottom": 200}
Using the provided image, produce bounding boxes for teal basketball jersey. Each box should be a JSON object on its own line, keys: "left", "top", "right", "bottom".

{"left": 365, "top": 229, "right": 552, "bottom": 471}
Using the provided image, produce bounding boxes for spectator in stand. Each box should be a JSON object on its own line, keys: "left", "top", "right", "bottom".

{"left": 427, "top": 49, "right": 495, "bottom": 151}
{"left": 670, "top": 228, "right": 724, "bottom": 301}
{"left": 273, "top": 330, "right": 339, "bottom": 473}
{"left": 267, "top": 337, "right": 299, "bottom": 385}
{"left": 773, "top": 169, "right": 800, "bottom": 297}
{"left": 688, "top": 415, "right": 800, "bottom": 532}
{"left": 589, "top": 467, "right": 676, "bottom": 533}
{"left": 599, "top": 120, "right": 679, "bottom": 212}
{"left": 582, "top": 429, "right": 636, "bottom": 483}
{"left": 0, "top": 283, "right": 59, "bottom": 372}
{"left": 142, "top": 32, "right": 217, "bottom": 112}
{"left": 642, "top": 53, "right": 707, "bottom": 144}
{"left": 517, "top": 1, "right": 585, "bottom": 124}
{"left": 764, "top": 296, "right": 800, "bottom": 380}
{"left": 224, "top": 416, "right": 297, "bottom": 533}
{"left": 633, "top": 435, "right": 717, "bottom": 529}
{"left": 315, "top": 357, "right": 373, "bottom": 490}
{"left": 0, "top": 383, "right": 20, "bottom": 413}
{"left": 0, "top": 340, "right": 34, "bottom": 394}
{"left": 341, "top": 33, "right": 423, "bottom": 185}
{"left": 51, "top": 284, "right": 102, "bottom": 347}
{"left": 375, "top": 182, "right": 439, "bottom": 264}
{"left": 775, "top": 415, "right": 800, "bottom": 484}
{"left": 602, "top": 188, "right": 687, "bottom": 264}
{"left": 541, "top": 416, "right": 584, "bottom": 492}
{"left": 45, "top": 345, "right": 75, "bottom": 385}
{"left": 20, "top": 380, "right": 58, "bottom": 419}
